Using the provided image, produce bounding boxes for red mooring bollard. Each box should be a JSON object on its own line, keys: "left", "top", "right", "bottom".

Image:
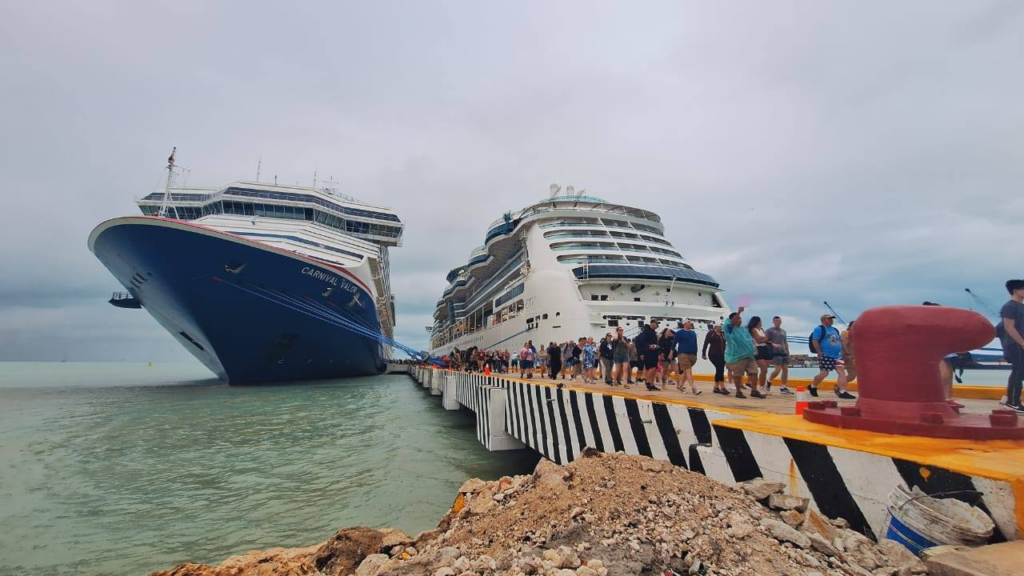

{"left": 802, "top": 305, "right": 1024, "bottom": 439}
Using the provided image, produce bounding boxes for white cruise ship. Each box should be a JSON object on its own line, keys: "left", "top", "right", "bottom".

{"left": 430, "top": 185, "right": 730, "bottom": 365}
{"left": 89, "top": 155, "right": 403, "bottom": 384}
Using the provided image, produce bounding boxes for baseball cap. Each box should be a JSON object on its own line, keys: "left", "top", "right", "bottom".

{"left": 820, "top": 314, "right": 835, "bottom": 321}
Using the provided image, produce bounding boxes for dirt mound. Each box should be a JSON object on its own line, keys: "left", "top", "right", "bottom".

{"left": 151, "top": 451, "right": 927, "bottom": 576}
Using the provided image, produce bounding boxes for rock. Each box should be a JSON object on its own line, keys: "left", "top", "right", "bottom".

{"left": 493, "top": 492, "right": 505, "bottom": 502}
{"left": 741, "top": 479, "right": 786, "bottom": 501}
{"left": 807, "top": 533, "right": 841, "bottom": 558}
{"left": 780, "top": 510, "right": 804, "bottom": 526}
{"left": 432, "top": 547, "right": 461, "bottom": 567}
{"left": 570, "top": 506, "right": 586, "bottom": 520}
{"left": 844, "top": 533, "right": 882, "bottom": 570}
{"left": 458, "top": 478, "right": 486, "bottom": 494}
{"left": 355, "top": 554, "right": 390, "bottom": 576}
{"left": 760, "top": 518, "right": 811, "bottom": 549}
{"left": 877, "top": 539, "right": 927, "bottom": 574}
{"left": 543, "top": 549, "right": 563, "bottom": 567}
{"left": 414, "top": 528, "right": 442, "bottom": 551}
{"left": 724, "top": 513, "right": 755, "bottom": 539}
{"left": 576, "top": 567, "right": 598, "bottom": 576}
{"left": 800, "top": 508, "right": 841, "bottom": 544}
{"left": 380, "top": 528, "right": 413, "bottom": 552}
{"left": 433, "top": 569, "right": 456, "bottom": 576}
{"left": 640, "top": 459, "right": 664, "bottom": 472}
{"left": 768, "top": 493, "right": 809, "bottom": 512}
{"left": 556, "top": 570, "right": 577, "bottom": 576}
{"left": 311, "top": 527, "right": 385, "bottom": 576}
{"left": 451, "top": 556, "right": 471, "bottom": 572}
{"left": 557, "top": 545, "right": 581, "bottom": 569}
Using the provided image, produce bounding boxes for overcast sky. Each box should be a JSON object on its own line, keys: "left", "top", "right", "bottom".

{"left": 1, "top": 1, "right": 1021, "bottom": 363}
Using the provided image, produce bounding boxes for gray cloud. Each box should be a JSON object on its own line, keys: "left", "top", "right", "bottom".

{"left": 1, "top": 1, "right": 1020, "bottom": 361}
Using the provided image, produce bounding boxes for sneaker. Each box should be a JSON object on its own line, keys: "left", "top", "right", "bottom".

{"left": 765, "top": 382, "right": 772, "bottom": 392}
{"left": 808, "top": 386, "right": 819, "bottom": 397}
{"left": 1011, "top": 404, "right": 1024, "bottom": 414}
{"left": 837, "top": 391, "right": 856, "bottom": 400}
{"left": 751, "top": 391, "right": 766, "bottom": 399}
{"left": 779, "top": 387, "right": 793, "bottom": 395}
{"left": 735, "top": 391, "right": 747, "bottom": 399}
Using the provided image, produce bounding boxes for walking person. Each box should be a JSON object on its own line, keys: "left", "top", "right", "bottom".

{"left": 841, "top": 321, "right": 857, "bottom": 384}
{"left": 671, "top": 320, "right": 700, "bottom": 395}
{"left": 659, "top": 328, "right": 676, "bottom": 388}
{"left": 627, "top": 339, "right": 638, "bottom": 384}
{"left": 570, "top": 339, "right": 583, "bottom": 380}
{"left": 749, "top": 316, "right": 772, "bottom": 393}
{"left": 560, "top": 340, "right": 573, "bottom": 379}
{"left": 610, "top": 327, "right": 631, "bottom": 388}
{"left": 519, "top": 342, "right": 535, "bottom": 379}
{"left": 635, "top": 319, "right": 662, "bottom": 391}
{"left": 535, "top": 344, "right": 547, "bottom": 378}
{"left": 546, "top": 341, "right": 563, "bottom": 380}
{"left": 724, "top": 307, "right": 763, "bottom": 398}
{"left": 810, "top": 314, "right": 856, "bottom": 399}
{"left": 765, "top": 316, "right": 793, "bottom": 394}
{"left": 703, "top": 324, "right": 729, "bottom": 394}
{"left": 582, "top": 337, "right": 597, "bottom": 384}
{"left": 599, "top": 333, "right": 614, "bottom": 385}
{"left": 998, "top": 280, "right": 1024, "bottom": 412}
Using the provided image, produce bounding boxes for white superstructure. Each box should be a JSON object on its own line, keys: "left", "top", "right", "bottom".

{"left": 430, "top": 186, "right": 730, "bottom": 362}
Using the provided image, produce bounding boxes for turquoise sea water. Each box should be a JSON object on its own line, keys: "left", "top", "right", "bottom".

{"left": 0, "top": 363, "right": 539, "bottom": 576}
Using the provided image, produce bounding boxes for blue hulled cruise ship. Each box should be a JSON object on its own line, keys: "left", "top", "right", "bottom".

{"left": 89, "top": 159, "right": 403, "bottom": 384}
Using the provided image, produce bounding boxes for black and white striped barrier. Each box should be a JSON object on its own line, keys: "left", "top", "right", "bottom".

{"left": 408, "top": 368, "right": 1019, "bottom": 540}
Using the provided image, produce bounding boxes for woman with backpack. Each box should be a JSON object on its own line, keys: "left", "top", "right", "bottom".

{"left": 519, "top": 342, "right": 535, "bottom": 379}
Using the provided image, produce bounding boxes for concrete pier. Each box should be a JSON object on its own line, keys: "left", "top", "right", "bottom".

{"left": 410, "top": 366, "right": 1023, "bottom": 542}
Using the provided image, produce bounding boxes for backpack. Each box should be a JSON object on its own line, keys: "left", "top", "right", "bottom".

{"left": 809, "top": 325, "right": 828, "bottom": 353}
{"left": 995, "top": 321, "right": 1006, "bottom": 340}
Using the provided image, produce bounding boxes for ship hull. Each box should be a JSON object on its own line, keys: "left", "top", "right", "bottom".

{"left": 89, "top": 217, "right": 386, "bottom": 384}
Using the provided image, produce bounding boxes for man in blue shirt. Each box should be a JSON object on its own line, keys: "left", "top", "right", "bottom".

{"left": 724, "top": 307, "right": 764, "bottom": 399}
{"left": 670, "top": 320, "right": 701, "bottom": 395}
{"left": 811, "top": 314, "right": 855, "bottom": 399}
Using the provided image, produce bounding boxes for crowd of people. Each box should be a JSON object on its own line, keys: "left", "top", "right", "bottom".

{"left": 431, "top": 279, "right": 1024, "bottom": 411}
{"left": 436, "top": 311, "right": 821, "bottom": 400}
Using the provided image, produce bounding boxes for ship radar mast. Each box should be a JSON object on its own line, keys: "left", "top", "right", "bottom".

{"left": 159, "top": 147, "right": 176, "bottom": 217}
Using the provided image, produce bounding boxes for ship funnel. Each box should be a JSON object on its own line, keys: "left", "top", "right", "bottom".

{"left": 550, "top": 183, "right": 561, "bottom": 197}
{"left": 567, "top": 185, "right": 575, "bottom": 196}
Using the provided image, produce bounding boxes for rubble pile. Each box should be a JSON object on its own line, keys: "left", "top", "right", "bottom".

{"left": 152, "top": 450, "right": 929, "bottom": 576}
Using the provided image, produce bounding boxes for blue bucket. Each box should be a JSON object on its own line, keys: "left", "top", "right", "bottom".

{"left": 884, "top": 508, "right": 939, "bottom": 556}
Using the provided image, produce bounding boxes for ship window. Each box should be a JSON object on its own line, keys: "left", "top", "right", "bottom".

{"left": 607, "top": 320, "right": 619, "bottom": 327}
{"left": 542, "top": 314, "right": 548, "bottom": 319}
{"left": 591, "top": 294, "right": 599, "bottom": 301}
{"left": 634, "top": 297, "right": 641, "bottom": 302}
{"left": 600, "top": 295, "right": 608, "bottom": 301}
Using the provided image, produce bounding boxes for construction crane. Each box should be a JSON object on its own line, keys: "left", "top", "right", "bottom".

{"left": 964, "top": 288, "right": 998, "bottom": 318}
{"left": 823, "top": 301, "right": 848, "bottom": 326}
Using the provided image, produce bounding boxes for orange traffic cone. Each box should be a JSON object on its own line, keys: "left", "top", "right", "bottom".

{"left": 795, "top": 387, "right": 809, "bottom": 415}
{"left": 484, "top": 364, "right": 492, "bottom": 376}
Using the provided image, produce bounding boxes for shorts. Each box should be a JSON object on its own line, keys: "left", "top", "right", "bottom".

{"left": 756, "top": 345, "right": 772, "bottom": 361}
{"left": 727, "top": 358, "right": 758, "bottom": 378}
{"left": 819, "top": 357, "right": 844, "bottom": 372}
{"left": 771, "top": 354, "right": 789, "bottom": 366}
{"left": 520, "top": 360, "right": 534, "bottom": 369}
{"left": 537, "top": 358, "right": 547, "bottom": 367}
{"left": 613, "top": 353, "right": 630, "bottom": 364}
{"left": 676, "top": 354, "right": 697, "bottom": 371}
{"left": 642, "top": 351, "right": 660, "bottom": 370}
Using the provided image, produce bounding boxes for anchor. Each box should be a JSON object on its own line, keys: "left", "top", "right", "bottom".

{"left": 802, "top": 305, "right": 1023, "bottom": 439}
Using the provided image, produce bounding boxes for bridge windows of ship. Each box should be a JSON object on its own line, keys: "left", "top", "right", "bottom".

{"left": 139, "top": 195, "right": 403, "bottom": 242}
